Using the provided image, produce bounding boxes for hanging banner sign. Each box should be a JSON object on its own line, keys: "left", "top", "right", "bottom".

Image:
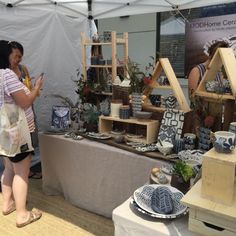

{"left": 185, "top": 13, "right": 236, "bottom": 76}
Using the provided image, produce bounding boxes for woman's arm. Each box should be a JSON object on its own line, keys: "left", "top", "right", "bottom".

{"left": 188, "top": 67, "right": 200, "bottom": 98}
{"left": 11, "top": 77, "right": 43, "bottom": 109}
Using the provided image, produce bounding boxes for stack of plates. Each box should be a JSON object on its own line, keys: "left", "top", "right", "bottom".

{"left": 86, "top": 132, "right": 111, "bottom": 140}
{"left": 131, "top": 184, "right": 188, "bottom": 219}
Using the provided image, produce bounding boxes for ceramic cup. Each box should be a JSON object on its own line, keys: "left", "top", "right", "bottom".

{"left": 184, "top": 133, "right": 196, "bottom": 150}
{"left": 173, "top": 138, "right": 185, "bottom": 154}
{"left": 213, "top": 131, "right": 236, "bottom": 153}
{"left": 229, "top": 122, "right": 236, "bottom": 133}
{"left": 163, "top": 95, "right": 177, "bottom": 109}
{"left": 149, "top": 94, "right": 161, "bottom": 107}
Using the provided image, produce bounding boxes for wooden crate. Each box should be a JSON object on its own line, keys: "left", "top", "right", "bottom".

{"left": 182, "top": 180, "right": 236, "bottom": 236}
{"left": 99, "top": 115, "right": 159, "bottom": 144}
{"left": 201, "top": 148, "right": 236, "bottom": 205}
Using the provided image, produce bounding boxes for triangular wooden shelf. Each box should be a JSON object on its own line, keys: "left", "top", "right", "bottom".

{"left": 195, "top": 48, "right": 236, "bottom": 100}
{"left": 143, "top": 58, "right": 190, "bottom": 112}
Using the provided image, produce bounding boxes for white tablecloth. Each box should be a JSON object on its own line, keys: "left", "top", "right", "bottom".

{"left": 112, "top": 198, "right": 199, "bottom": 236}
{"left": 39, "top": 133, "right": 166, "bottom": 217}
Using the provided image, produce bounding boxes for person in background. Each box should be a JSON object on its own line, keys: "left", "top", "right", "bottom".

{"left": 188, "top": 41, "right": 229, "bottom": 98}
{"left": 0, "top": 40, "right": 43, "bottom": 227}
{"left": 9, "top": 41, "right": 32, "bottom": 90}
{"left": 187, "top": 41, "right": 229, "bottom": 133}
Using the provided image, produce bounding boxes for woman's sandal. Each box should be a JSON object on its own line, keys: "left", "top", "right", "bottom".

{"left": 2, "top": 203, "right": 16, "bottom": 216}
{"left": 29, "top": 172, "right": 42, "bottom": 179}
{"left": 16, "top": 209, "right": 42, "bottom": 228}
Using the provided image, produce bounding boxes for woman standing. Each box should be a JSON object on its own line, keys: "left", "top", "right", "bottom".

{"left": 9, "top": 41, "right": 41, "bottom": 178}
{"left": 0, "top": 40, "right": 43, "bottom": 227}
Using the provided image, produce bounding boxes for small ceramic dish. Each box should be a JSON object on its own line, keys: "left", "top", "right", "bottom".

{"left": 156, "top": 141, "right": 173, "bottom": 156}
{"left": 134, "top": 111, "right": 152, "bottom": 119}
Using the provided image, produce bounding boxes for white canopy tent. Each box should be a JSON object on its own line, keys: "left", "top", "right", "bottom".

{"left": 0, "top": 0, "right": 235, "bottom": 132}
{"left": 0, "top": 0, "right": 235, "bottom": 19}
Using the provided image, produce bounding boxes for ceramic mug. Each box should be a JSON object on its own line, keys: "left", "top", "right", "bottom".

{"left": 212, "top": 131, "right": 236, "bottom": 153}
{"left": 184, "top": 133, "right": 196, "bottom": 150}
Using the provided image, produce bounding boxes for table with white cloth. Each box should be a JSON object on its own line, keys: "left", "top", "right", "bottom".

{"left": 39, "top": 133, "right": 166, "bottom": 217}
{"left": 112, "top": 197, "right": 198, "bottom": 236}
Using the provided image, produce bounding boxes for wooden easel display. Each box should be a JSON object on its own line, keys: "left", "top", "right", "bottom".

{"left": 143, "top": 58, "right": 190, "bottom": 112}
{"left": 196, "top": 48, "right": 236, "bottom": 100}
{"left": 195, "top": 48, "right": 236, "bottom": 130}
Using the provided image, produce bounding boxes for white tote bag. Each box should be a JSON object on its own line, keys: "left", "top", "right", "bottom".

{"left": 0, "top": 70, "right": 33, "bottom": 157}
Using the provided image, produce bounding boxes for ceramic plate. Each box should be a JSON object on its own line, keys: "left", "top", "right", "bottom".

{"left": 110, "top": 130, "right": 126, "bottom": 135}
{"left": 133, "top": 184, "right": 187, "bottom": 219}
{"left": 130, "top": 197, "right": 162, "bottom": 218}
{"left": 126, "top": 134, "right": 143, "bottom": 139}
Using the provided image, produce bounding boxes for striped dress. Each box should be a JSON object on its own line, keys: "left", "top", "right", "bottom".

{"left": 1, "top": 69, "right": 35, "bottom": 132}
{"left": 196, "top": 63, "right": 206, "bottom": 84}
{"left": 197, "top": 63, "right": 221, "bottom": 84}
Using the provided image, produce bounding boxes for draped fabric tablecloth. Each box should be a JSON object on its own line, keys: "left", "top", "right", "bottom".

{"left": 112, "top": 197, "right": 198, "bottom": 236}
{"left": 39, "top": 133, "right": 166, "bottom": 217}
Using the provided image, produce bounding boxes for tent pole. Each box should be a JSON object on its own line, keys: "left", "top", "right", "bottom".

{"left": 156, "top": 12, "right": 161, "bottom": 61}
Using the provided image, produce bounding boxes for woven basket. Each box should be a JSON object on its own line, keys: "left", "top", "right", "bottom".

{"left": 112, "top": 85, "right": 130, "bottom": 105}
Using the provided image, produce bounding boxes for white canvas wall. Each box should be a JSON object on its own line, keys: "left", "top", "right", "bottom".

{"left": 0, "top": 7, "right": 92, "bottom": 131}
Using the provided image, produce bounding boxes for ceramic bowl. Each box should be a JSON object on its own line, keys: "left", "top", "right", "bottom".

{"left": 134, "top": 111, "right": 152, "bottom": 119}
{"left": 156, "top": 141, "right": 173, "bottom": 156}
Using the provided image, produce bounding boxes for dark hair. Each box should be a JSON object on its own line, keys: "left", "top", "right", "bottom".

{"left": 208, "top": 41, "right": 229, "bottom": 58}
{"left": 0, "top": 40, "right": 12, "bottom": 69}
{"left": 9, "top": 41, "right": 24, "bottom": 55}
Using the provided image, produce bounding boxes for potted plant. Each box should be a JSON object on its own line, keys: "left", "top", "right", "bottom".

{"left": 82, "top": 104, "right": 100, "bottom": 132}
{"left": 170, "top": 160, "right": 194, "bottom": 194}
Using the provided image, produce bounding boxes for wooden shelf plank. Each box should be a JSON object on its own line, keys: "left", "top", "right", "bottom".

{"left": 195, "top": 91, "right": 234, "bottom": 100}
{"left": 84, "top": 39, "right": 125, "bottom": 45}
{"left": 99, "top": 115, "right": 158, "bottom": 125}
{"left": 91, "top": 91, "right": 112, "bottom": 96}
{"left": 142, "top": 104, "right": 166, "bottom": 112}
{"left": 85, "top": 64, "right": 125, "bottom": 68}
{"left": 152, "top": 85, "right": 172, "bottom": 90}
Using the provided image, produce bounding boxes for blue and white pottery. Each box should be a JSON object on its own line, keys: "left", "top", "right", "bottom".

{"left": 213, "top": 131, "right": 235, "bottom": 153}
{"left": 229, "top": 122, "right": 236, "bottom": 133}
{"left": 163, "top": 95, "right": 177, "bottom": 109}
{"left": 173, "top": 138, "right": 185, "bottom": 154}
{"left": 183, "top": 133, "right": 196, "bottom": 150}
{"left": 149, "top": 94, "right": 161, "bottom": 107}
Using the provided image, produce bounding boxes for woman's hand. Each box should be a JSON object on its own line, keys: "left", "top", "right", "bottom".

{"left": 33, "top": 75, "right": 44, "bottom": 95}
